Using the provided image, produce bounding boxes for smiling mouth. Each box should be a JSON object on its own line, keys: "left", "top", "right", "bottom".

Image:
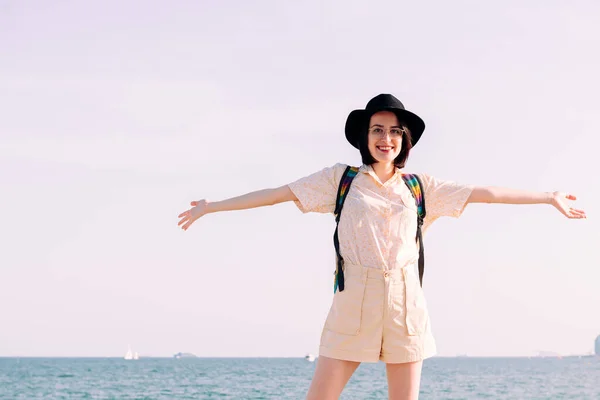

{"left": 376, "top": 146, "right": 394, "bottom": 151}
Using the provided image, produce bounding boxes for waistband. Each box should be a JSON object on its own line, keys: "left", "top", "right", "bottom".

{"left": 343, "top": 262, "right": 418, "bottom": 282}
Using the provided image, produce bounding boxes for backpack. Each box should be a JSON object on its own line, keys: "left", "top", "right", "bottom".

{"left": 333, "top": 165, "right": 426, "bottom": 293}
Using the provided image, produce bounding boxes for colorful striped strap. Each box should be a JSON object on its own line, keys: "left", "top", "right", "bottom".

{"left": 402, "top": 173, "right": 426, "bottom": 286}
{"left": 333, "top": 166, "right": 359, "bottom": 293}
{"left": 334, "top": 166, "right": 359, "bottom": 216}
{"left": 401, "top": 174, "right": 425, "bottom": 220}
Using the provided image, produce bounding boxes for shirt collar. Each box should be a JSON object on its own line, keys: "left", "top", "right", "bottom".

{"left": 358, "top": 164, "right": 371, "bottom": 174}
{"left": 359, "top": 164, "right": 403, "bottom": 185}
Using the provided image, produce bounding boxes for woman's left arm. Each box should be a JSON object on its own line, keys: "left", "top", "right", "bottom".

{"left": 467, "top": 187, "right": 587, "bottom": 219}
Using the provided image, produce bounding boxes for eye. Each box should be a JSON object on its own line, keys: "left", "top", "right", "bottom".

{"left": 372, "top": 128, "right": 384, "bottom": 134}
{"left": 390, "top": 129, "right": 403, "bottom": 136}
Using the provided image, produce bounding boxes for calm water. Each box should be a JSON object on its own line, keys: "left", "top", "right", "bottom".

{"left": 0, "top": 356, "right": 598, "bottom": 399}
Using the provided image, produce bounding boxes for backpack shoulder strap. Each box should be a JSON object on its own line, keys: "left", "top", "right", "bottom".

{"left": 333, "top": 165, "right": 359, "bottom": 293}
{"left": 401, "top": 173, "right": 427, "bottom": 286}
{"left": 334, "top": 166, "right": 359, "bottom": 217}
{"left": 401, "top": 173, "right": 426, "bottom": 221}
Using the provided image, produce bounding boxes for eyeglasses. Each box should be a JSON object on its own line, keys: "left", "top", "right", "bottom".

{"left": 368, "top": 126, "right": 406, "bottom": 138}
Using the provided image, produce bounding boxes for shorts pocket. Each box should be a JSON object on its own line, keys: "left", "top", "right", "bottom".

{"left": 404, "top": 271, "right": 429, "bottom": 336}
{"left": 324, "top": 274, "right": 367, "bottom": 336}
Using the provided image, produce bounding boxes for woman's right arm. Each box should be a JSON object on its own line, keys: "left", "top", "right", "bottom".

{"left": 177, "top": 185, "right": 297, "bottom": 230}
{"left": 207, "top": 185, "right": 298, "bottom": 212}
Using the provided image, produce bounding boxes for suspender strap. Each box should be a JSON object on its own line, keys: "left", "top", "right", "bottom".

{"left": 333, "top": 166, "right": 359, "bottom": 293}
{"left": 402, "top": 173, "right": 427, "bottom": 286}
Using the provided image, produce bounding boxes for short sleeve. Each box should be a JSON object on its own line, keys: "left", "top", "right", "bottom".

{"left": 287, "top": 163, "right": 346, "bottom": 214}
{"left": 420, "top": 174, "right": 473, "bottom": 229}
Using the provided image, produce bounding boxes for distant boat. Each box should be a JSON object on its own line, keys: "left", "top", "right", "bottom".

{"left": 305, "top": 354, "right": 316, "bottom": 362}
{"left": 536, "top": 350, "right": 561, "bottom": 358}
{"left": 124, "top": 345, "right": 138, "bottom": 360}
{"left": 173, "top": 352, "right": 197, "bottom": 359}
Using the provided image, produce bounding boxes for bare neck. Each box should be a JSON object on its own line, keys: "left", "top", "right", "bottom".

{"left": 371, "top": 162, "right": 396, "bottom": 184}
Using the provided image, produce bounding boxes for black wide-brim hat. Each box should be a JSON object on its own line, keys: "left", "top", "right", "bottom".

{"left": 344, "top": 94, "right": 426, "bottom": 149}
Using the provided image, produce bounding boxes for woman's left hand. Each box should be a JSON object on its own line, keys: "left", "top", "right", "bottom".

{"left": 550, "top": 192, "right": 587, "bottom": 219}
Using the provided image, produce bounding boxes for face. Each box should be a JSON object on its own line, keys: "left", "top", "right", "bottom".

{"left": 367, "top": 111, "right": 404, "bottom": 163}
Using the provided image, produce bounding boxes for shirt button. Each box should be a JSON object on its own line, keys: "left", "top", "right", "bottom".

{"left": 384, "top": 272, "right": 389, "bottom": 278}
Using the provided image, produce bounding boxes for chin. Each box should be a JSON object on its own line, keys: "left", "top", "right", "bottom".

{"left": 374, "top": 154, "right": 400, "bottom": 164}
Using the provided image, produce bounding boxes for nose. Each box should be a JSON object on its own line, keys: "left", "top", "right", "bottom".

{"left": 380, "top": 130, "right": 396, "bottom": 140}
{"left": 379, "top": 132, "right": 394, "bottom": 141}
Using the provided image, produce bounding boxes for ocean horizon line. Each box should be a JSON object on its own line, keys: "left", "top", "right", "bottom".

{"left": 1, "top": 355, "right": 595, "bottom": 359}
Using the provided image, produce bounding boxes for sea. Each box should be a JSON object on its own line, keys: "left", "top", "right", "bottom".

{"left": 0, "top": 356, "right": 598, "bottom": 399}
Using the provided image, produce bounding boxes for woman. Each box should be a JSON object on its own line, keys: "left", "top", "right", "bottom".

{"left": 177, "top": 94, "right": 586, "bottom": 400}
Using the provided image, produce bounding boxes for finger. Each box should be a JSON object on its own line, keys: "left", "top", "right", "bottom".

{"left": 566, "top": 194, "right": 577, "bottom": 200}
{"left": 178, "top": 217, "right": 188, "bottom": 226}
{"left": 567, "top": 209, "right": 586, "bottom": 218}
{"left": 191, "top": 201, "right": 197, "bottom": 206}
{"left": 571, "top": 211, "right": 587, "bottom": 219}
{"left": 178, "top": 211, "right": 188, "bottom": 218}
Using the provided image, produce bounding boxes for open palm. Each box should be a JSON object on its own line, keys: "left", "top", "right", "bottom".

{"left": 551, "top": 192, "right": 586, "bottom": 219}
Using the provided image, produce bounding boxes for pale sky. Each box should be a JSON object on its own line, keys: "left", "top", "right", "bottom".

{"left": 1, "top": 0, "right": 598, "bottom": 358}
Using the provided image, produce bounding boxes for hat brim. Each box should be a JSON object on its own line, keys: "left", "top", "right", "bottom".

{"left": 344, "top": 107, "right": 425, "bottom": 149}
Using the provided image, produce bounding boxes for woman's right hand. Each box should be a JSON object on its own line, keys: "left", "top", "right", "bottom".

{"left": 177, "top": 186, "right": 297, "bottom": 231}
{"left": 178, "top": 199, "right": 209, "bottom": 231}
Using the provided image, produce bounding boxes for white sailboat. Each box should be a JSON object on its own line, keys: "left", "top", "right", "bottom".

{"left": 124, "top": 345, "right": 136, "bottom": 360}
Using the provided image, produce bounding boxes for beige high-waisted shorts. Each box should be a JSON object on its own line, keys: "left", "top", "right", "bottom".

{"left": 319, "top": 262, "right": 437, "bottom": 363}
